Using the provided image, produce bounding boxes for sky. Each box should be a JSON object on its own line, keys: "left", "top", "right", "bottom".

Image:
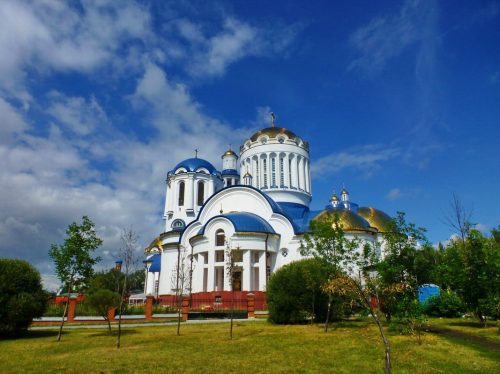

{"left": 0, "top": 0, "right": 498, "bottom": 290}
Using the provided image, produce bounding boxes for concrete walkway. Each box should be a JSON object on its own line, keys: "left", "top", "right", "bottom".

{"left": 30, "top": 318, "right": 265, "bottom": 330}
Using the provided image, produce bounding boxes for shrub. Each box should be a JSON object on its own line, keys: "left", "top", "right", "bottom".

{"left": 0, "top": 259, "right": 48, "bottom": 337}
{"left": 267, "top": 259, "right": 329, "bottom": 324}
{"left": 424, "top": 290, "right": 465, "bottom": 318}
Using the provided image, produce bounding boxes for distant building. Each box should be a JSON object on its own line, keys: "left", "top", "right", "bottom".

{"left": 144, "top": 120, "right": 392, "bottom": 300}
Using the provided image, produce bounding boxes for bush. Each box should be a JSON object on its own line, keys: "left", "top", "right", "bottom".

{"left": 424, "top": 290, "right": 465, "bottom": 318}
{"left": 267, "top": 259, "right": 329, "bottom": 324}
{"left": 0, "top": 259, "right": 48, "bottom": 337}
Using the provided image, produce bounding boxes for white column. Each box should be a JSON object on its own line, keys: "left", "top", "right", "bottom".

{"left": 299, "top": 157, "right": 305, "bottom": 190}
{"left": 292, "top": 156, "right": 298, "bottom": 188}
{"left": 185, "top": 175, "right": 194, "bottom": 211}
{"left": 259, "top": 251, "right": 266, "bottom": 291}
{"left": 266, "top": 153, "right": 270, "bottom": 188}
{"left": 284, "top": 153, "right": 290, "bottom": 188}
{"left": 305, "top": 159, "right": 311, "bottom": 193}
{"left": 243, "top": 249, "right": 251, "bottom": 291}
{"left": 207, "top": 250, "right": 214, "bottom": 292}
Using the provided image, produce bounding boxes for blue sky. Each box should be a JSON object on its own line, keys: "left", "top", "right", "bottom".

{"left": 0, "top": 0, "right": 498, "bottom": 290}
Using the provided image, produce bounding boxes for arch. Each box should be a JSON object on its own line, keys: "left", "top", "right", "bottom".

{"left": 197, "top": 181, "right": 205, "bottom": 206}
{"left": 215, "top": 229, "right": 225, "bottom": 247}
{"left": 178, "top": 181, "right": 185, "bottom": 206}
{"left": 171, "top": 219, "right": 186, "bottom": 231}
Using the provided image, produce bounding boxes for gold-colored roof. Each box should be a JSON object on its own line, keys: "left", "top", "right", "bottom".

{"left": 249, "top": 127, "right": 297, "bottom": 142}
{"left": 357, "top": 207, "right": 392, "bottom": 233}
{"left": 313, "top": 209, "right": 372, "bottom": 232}
{"left": 222, "top": 149, "right": 238, "bottom": 158}
{"left": 243, "top": 171, "right": 252, "bottom": 178}
{"left": 330, "top": 194, "right": 339, "bottom": 201}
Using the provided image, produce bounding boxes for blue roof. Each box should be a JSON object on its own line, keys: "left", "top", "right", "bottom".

{"left": 169, "top": 158, "right": 218, "bottom": 175}
{"left": 197, "top": 212, "right": 276, "bottom": 235}
{"left": 147, "top": 253, "right": 161, "bottom": 272}
{"left": 221, "top": 168, "right": 239, "bottom": 176}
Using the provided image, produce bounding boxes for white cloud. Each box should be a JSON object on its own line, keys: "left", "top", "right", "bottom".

{"left": 0, "top": 98, "right": 28, "bottom": 143}
{"left": 348, "top": 0, "right": 435, "bottom": 74}
{"left": 386, "top": 188, "right": 402, "bottom": 201}
{"left": 47, "top": 92, "right": 108, "bottom": 136}
{"left": 0, "top": 0, "right": 151, "bottom": 99}
{"left": 311, "top": 144, "right": 400, "bottom": 178}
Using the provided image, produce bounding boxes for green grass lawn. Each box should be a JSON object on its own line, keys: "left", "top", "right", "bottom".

{"left": 1, "top": 320, "right": 498, "bottom": 373}
{"left": 426, "top": 317, "right": 500, "bottom": 344}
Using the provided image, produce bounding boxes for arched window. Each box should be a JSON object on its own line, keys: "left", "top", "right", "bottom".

{"left": 178, "top": 181, "right": 185, "bottom": 206}
{"left": 215, "top": 229, "right": 225, "bottom": 247}
{"left": 171, "top": 219, "right": 185, "bottom": 231}
{"left": 197, "top": 181, "right": 204, "bottom": 206}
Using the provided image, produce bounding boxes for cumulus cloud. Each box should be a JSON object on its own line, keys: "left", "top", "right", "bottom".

{"left": 167, "top": 17, "right": 300, "bottom": 78}
{"left": 0, "top": 0, "right": 151, "bottom": 100}
{"left": 311, "top": 144, "right": 400, "bottom": 178}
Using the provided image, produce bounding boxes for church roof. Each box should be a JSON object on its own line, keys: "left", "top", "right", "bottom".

{"left": 221, "top": 168, "right": 239, "bottom": 176}
{"left": 357, "top": 207, "right": 392, "bottom": 233}
{"left": 146, "top": 253, "right": 161, "bottom": 272}
{"left": 169, "top": 158, "right": 218, "bottom": 175}
{"left": 312, "top": 208, "right": 373, "bottom": 232}
{"left": 249, "top": 127, "right": 297, "bottom": 142}
{"left": 197, "top": 212, "right": 276, "bottom": 235}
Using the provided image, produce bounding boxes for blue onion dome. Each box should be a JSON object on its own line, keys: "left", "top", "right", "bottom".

{"left": 169, "top": 158, "right": 218, "bottom": 175}
{"left": 313, "top": 208, "right": 373, "bottom": 232}
{"left": 357, "top": 207, "right": 392, "bottom": 233}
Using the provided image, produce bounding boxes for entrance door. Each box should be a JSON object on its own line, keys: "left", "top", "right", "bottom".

{"left": 232, "top": 269, "right": 242, "bottom": 291}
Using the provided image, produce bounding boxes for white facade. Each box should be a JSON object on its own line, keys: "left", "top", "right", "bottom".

{"left": 145, "top": 124, "right": 392, "bottom": 297}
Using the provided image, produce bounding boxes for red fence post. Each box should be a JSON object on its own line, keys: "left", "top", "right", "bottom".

{"left": 181, "top": 296, "right": 190, "bottom": 321}
{"left": 108, "top": 307, "right": 116, "bottom": 322}
{"left": 145, "top": 296, "right": 154, "bottom": 320}
{"left": 247, "top": 292, "right": 255, "bottom": 318}
{"left": 67, "top": 297, "right": 77, "bottom": 323}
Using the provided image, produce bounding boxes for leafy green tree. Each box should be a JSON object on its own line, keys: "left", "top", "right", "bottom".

{"left": 456, "top": 229, "right": 499, "bottom": 325}
{"left": 267, "top": 258, "right": 329, "bottom": 324}
{"left": 0, "top": 259, "right": 48, "bottom": 337}
{"left": 301, "top": 212, "right": 358, "bottom": 332}
{"left": 86, "top": 289, "right": 120, "bottom": 333}
{"left": 378, "top": 212, "right": 428, "bottom": 327}
{"left": 49, "top": 216, "right": 102, "bottom": 341}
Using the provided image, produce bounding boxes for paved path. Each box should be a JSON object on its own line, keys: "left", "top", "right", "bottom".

{"left": 30, "top": 318, "right": 265, "bottom": 330}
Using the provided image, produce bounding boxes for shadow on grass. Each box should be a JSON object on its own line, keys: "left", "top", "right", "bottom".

{"left": 448, "top": 321, "right": 496, "bottom": 329}
{"left": 89, "top": 329, "right": 140, "bottom": 338}
{"left": 8, "top": 330, "right": 62, "bottom": 340}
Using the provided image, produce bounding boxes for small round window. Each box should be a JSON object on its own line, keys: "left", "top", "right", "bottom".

{"left": 277, "top": 136, "right": 285, "bottom": 143}
{"left": 281, "top": 248, "right": 288, "bottom": 257}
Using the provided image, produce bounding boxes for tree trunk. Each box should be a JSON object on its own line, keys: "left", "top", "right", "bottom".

{"left": 107, "top": 318, "right": 112, "bottom": 333}
{"left": 177, "top": 293, "right": 181, "bottom": 336}
{"left": 370, "top": 308, "right": 391, "bottom": 374}
{"left": 230, "top": 288, "right": 234, "bottom": 339}
{"left": 324, "top": 295, "right": 332, "bottom": 333}
{"left": 57, "top": 297, "right": 69, "bottom": 342}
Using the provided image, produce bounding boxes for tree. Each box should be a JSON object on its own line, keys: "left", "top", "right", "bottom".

{"left": 117, "top": 228, "right": 140, "bottom": 348}
{"left": 86, "top": 289, "right": 120, "bottom": 333}
{"left": 49, "top": 216, "right": 102, "bottom": 341}
{"left": 171, "top": 244, "right": 191, "bottom": 336}
{"left": 378, "top": 212, "right": 428, "bottom": 327}
{"left": 453, "top": 229, "right": 499, "bottom": 326}
{"left": 0, "top": 259, "right": 48, "bottom": 337}
{"left": 301, "top": 212, "right": 358, "bottom": 332}
{"left": 443, "top": 193, "right": 473, "bottom": 243}
{"left": 267, "top": 259, "right": 329, "bottom": 324}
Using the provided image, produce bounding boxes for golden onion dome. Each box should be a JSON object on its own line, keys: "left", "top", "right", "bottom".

{"left": 249, "top": 127, "right": 297, "bottom": 142}
{"left": 357, "top": 207, "right": 392, "bottom": 233}
{"left": 222, "top": 149, "right": 238, "bottom": 158}
{"left": 243, "top": 170, "right": 252, "bottom": 178}
{"left": 330, "top": 194, "right": 339, "bottom": 201}
{"left": 313, "top": 209, "right": 372, "bottom": 232}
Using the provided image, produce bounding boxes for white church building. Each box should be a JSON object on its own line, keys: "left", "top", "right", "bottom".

{"left": 143, "top": 118, "right": 392, "bottom": 302}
